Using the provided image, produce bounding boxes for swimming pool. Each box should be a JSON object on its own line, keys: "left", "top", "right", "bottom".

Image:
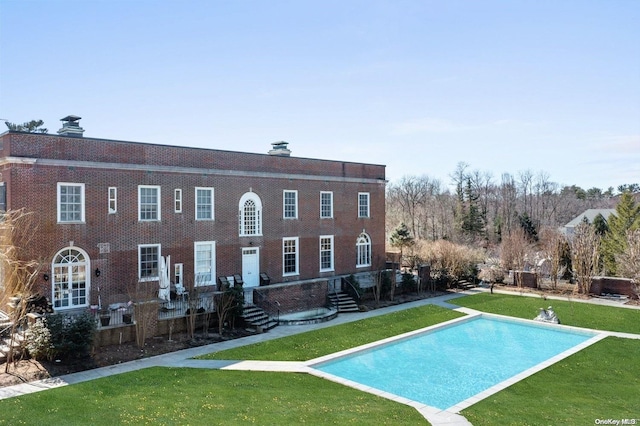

{"left": 313, "top": 316, "right": 598, "bottom": 411}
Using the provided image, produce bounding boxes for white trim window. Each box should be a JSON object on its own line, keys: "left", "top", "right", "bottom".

{"left": 283, "top": 190, "right": 298, "bottom": 219}
{"left": 174, "top": 189, "right": 182, "bottom": 213}
{"left": 139, "top": 244, "right": 161, "bottom": 281}
{"left": 356, "top": 232, "right": 372, "bottom": 267}
{"left": 57, "top": 183, "right": 85, "bottom": 223}
{"left": 52, "top": 247, "right": 89, "bottom": 309}
{"left": 139, "top": 185, "right": 161, "bottom": 221}
{"left": 174, "top": 263, "right": 184, "bottom": 286}
{"left": 283, "top": 237, "right": 299, "bottom": 276}
{"left": 108, "top": 187, "right": 117, "bottom": 214}
{"left": 239, "top": 192, "right": 263, "bottom": 236}
{"left": 358, "top": 192, "right": 370, "bottom": 218}
{"left": 194, "top": 241, "right": 216, "bottom": 286}
{"left": 320, "top": 191, "right": 333, "bottom": 219}
{"left": 195, "top": 187, "right": 214, "bottom": 220}
{"left": 320, "top": 235, "right": 334, "bottom": 272}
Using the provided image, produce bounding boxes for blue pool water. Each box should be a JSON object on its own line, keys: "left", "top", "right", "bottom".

{"left": 315, "top": 317, "right": 594, "bottom": 410}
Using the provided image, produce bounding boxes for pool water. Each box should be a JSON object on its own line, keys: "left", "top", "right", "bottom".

{"left": 314, "top": 317, "right": 594, "bottom": 410}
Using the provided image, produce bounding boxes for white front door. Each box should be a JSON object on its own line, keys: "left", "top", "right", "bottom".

{"left": 242, "top": 248, "right": 259, "bottom": 303}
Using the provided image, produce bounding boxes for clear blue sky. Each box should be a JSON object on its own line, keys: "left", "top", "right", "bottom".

{"left": 1, "top": 0, "right": 638, "bottom": 191}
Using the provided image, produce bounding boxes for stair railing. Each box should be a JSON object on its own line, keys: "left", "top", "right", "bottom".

{"left": 341, "top": 276, "right": 362, "bottom": 303}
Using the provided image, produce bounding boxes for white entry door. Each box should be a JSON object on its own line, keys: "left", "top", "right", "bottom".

{"left": 242, "top": 248, "right": 259, "bottom": 303}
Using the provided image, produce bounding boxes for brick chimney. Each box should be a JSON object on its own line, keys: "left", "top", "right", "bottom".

{"left": 57, "top": 115, "right": 84, "bottom": 137}
{"left": 268, "top": 141, "right": 291, "bottom": 157}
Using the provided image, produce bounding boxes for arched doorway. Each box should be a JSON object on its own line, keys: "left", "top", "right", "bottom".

{"left": 51, "top": 247, "right": 90, "bottom": 309}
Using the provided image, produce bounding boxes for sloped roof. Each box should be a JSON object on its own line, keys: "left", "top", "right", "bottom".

{"left": 564, "top": 209, "right": 616, "bottom": 228}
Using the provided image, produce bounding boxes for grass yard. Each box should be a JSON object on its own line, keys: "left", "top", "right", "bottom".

{"left": 2, "top": 294, "right": 638, "bottom": 425}
{"left": 463, "top": 337, "right": 640, "bottom": 425}
{"left": 0, "top": 367, "right": 427, "bottom": 425}
{"left": 451, "top": 292, "right": 640, "bottom": 334}
{"left": 198, "top": 304, "right": 464, "bottom": 361}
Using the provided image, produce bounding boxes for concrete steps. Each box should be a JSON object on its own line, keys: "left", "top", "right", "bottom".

{"left": 0, "top": 331, "right": 26, "bottom": 364}
{"left": 242, "top": 305, "right": 278, "bottom": 331}
{"left": 328, "top": 292, "right": 359, "bottom": 313}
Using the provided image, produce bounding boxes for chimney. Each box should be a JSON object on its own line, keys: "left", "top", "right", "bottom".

{"left": 58, "top": 115, "right": 84, "bottom": 137}
{"left": 268, "top": 141, "right": 291, "bottom": 157}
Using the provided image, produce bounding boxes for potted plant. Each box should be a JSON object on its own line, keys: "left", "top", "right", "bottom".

{"left": 99, "top": 310, "right": 111, "bottom": 327}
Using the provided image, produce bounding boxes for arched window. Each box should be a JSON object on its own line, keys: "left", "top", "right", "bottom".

{"left": 356, "top": 232, "right": 371, "bottom": 267}
{"left": 52, "top": 247, "right": 90, "bottom": 309}
{"left": 239, "top": 192, "right": 262, "bottom": 236}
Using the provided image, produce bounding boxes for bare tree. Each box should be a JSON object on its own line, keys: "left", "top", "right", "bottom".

{"left": 571, "top": 222, "right": 600, "bottom": 294}
{"left": 500, "top": 227, "right": 530, "bottom": 287}
{"left": 540, "top": 227, "right": 567, "bottom": 290}
{"left": 0, "top": 210, "right": 45, "bottom": 371}
{"left": 616, "top": 229, "right": 640, "bottom": 298}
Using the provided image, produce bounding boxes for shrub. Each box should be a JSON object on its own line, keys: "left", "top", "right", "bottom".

{"left": 420, "top": 240, "right": 485, "bottom": 287}
{"left": 401, "top": 273, "right": 417, "bottom": 293}
{"left": 29, "top": 312, "right": 97, "bottom": 361}
{"left": 25, "top": 318, "right": 53, "bottom": 361}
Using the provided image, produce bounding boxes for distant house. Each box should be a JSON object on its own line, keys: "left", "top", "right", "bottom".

{"left": 562, "top": 209, "right": 616, "bottom": 238}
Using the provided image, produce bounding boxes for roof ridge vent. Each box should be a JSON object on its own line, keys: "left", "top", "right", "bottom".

{"left": 58, "top": 115, "right": 84, "bottom": 137}
{"left": 268, "top": 141, "right": 291, "bottom": 157}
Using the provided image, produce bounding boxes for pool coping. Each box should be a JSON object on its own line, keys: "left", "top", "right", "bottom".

{"left": 304, "top": 309, "right": 610, "bottom": 424}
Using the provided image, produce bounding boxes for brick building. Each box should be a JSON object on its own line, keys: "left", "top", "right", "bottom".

{"left": 0, "top": 116, "right": 386, "bottom": 315}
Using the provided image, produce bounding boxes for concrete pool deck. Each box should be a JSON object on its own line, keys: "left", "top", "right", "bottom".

{"left": 1, "top": 289, "right": 638, "bottom": 426}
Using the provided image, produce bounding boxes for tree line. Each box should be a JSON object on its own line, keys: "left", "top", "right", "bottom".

{"left": 387, "top": 162, "right": 636, "bottom": 246}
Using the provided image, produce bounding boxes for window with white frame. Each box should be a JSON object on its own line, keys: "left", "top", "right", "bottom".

{"left": 174, "top": 263, "right": 184, "bottom": 286}
{"left": 239, "top": 192, "right": 262, "bottom": 236}
{"left": 57, "top": 183, "right": 85, "bottom": 223}
{"left": 358, "top": 192, "right": 370, "bottom": 218}
{"left": 195, "top": 187, "right": 214, "bottom": 220}
{"left": 174, "top": 189, "right": 182, "bottom": 213}
{"left": 283, "top": 237, "right": 299, "bottom": 276}
{"left": 194, "top": 241, "right": 216, "bottom": 286}
{"left": 356, "top": 232, "right": 371, "bottom": 267}
{"left": 320, "top": 191, "right": 333, "bottom": 218}
{"left": 52, "top": 247, "right": 89, "bottom": 309}
{"left": 139, "top": 244, "right": 160, "bottom": 280}
{"left": 283, "top": 190, "right": 298, "bottom": 219}
{"left": 108, "top": 187, "right": 117, "bottom": 214}
{"left": 139, "top": 185, "right": 161, "bottom": 221}
{"left": 320, "top": 235, "right": 334, "bottom": 272}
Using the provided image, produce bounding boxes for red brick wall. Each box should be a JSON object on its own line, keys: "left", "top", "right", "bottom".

{"left": 252, "top": 280, "right": 328, "bottom": 315}
{"left": 1, "top": 132, "right": 386, "bottom": 308}
{"left": 512, "top": 271, "right": 538, "bottom": 288}
{"left": 590, "top": 277, "right": 638, "bottom": 299}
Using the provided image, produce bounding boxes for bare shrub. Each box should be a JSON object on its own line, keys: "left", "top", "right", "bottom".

{"left": 419, "top": 240, "right": 484, "bottom": 287}
{"left": 500, "top": 227, "right": 532, "bottom": 287}
{"left": 0, "top": 210, "right": 46, "bottom": 370}
{"left": 616, "top": 229, "right": 640, "bottom": 298}
{"left": 571, "top": 221, "right": 600, "bottom": 294}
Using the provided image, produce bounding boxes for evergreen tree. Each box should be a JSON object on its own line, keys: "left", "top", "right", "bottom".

{"left": 592, "top": 213, "right": 609, "bottom": 236}
{"left": 601, "top": 192, "right": 640, "bottom": 275}
{"left": 5, "top": 119, "right": 48, "bottom": 133}
{"left": 518, "top": 212, "right": 538, "bottom": 242}
{"left": 390, "top": 222, "right": 415, "bottom": 264}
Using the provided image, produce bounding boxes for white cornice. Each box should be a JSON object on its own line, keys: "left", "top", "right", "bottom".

{"left": 0, "top": 156, "right": 37, "bottom": 166}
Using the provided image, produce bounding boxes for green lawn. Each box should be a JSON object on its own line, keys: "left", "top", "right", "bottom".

{"left": 198, "top": 304, "right": 464, "bottom": 361}
{"left": 451, "top": 292, "right": 640, "bottom": 334}
{"left": 463, "top": 337, "right": 640, "bottom": 425}
{"left": 2, "top": 295, "right": 638, "bottom": 425}
{"left": 0, "top": 367, "right": 427, "bottom": 425}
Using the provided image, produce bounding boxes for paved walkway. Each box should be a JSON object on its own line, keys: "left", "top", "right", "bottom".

{"left": 1, "top": 289, "right": 638, "bottom": 425}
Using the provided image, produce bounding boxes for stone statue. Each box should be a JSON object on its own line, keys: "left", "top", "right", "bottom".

{"left": 534, "top": 306, "right": 560, "bottom": 324}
